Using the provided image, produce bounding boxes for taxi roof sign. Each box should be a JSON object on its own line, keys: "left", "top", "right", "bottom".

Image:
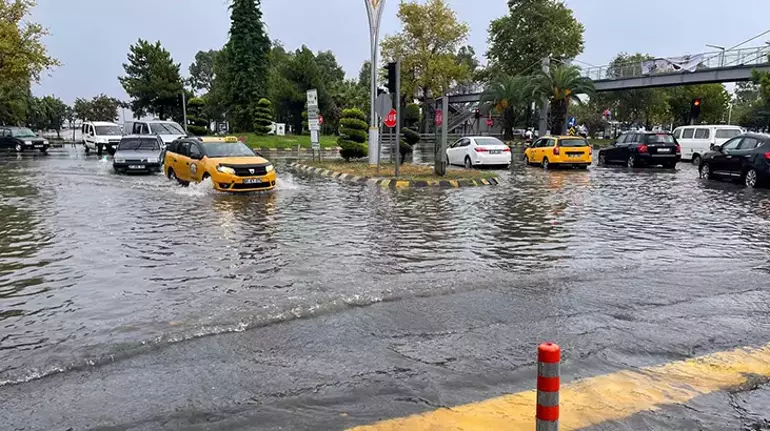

{"left": 199, "top": 136, "right": 239, "bottom": 143}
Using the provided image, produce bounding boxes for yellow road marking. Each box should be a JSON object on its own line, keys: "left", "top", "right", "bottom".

{"left": 395, "top": 181, "right": 410, "bottom": 188}
{"left": 350, "top": 343, "right": 770, "bottom": 431}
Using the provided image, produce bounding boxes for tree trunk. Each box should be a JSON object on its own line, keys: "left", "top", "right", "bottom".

{"left": 503, "top": 108, "right": 514, "bottom": 141}
{"left": 552, "top": 100, "right": 568, "bottom": 135}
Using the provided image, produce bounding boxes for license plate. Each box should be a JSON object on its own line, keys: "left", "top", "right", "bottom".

{"left": 657, "top": 148, "right": 671, "bottom": 153}
{"left": 243, "top": 178, "right": 263, "bottom": 185}
{"left": 34, "top": 145, "right": 43, "bottom": 148}
{"left": 569, "top": 154, "right": 582, "bottom": 158}
{"left": 128, "top": 165, "right": 145, "bottom": 169}
{"left": 489, "top": 150, "right": 501, "bottom": 155}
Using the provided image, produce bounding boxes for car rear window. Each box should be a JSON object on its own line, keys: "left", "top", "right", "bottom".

{"left": 716, "top": 129, "right": 741, "bottom": 139}
{"left": 474, "top": 137, "right": 505, "bottom": 147}
{"left": 558, "top": 138, "right": 589, "bottom": 147}
{"left": 646, "top": 134, "right": 676, "bottom": 144}
{"left": 119, "top": 138, "right": 160, "bottom": 150}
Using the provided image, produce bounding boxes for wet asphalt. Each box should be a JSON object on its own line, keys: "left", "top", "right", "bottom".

{"left": 1, "top": 147, "right": 770, "bottom": 430}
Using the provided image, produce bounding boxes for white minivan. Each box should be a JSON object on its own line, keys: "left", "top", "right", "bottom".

{"left": 672, "top": 125, "right": 743, "bottom": 164}
{"left": 82, "top": 121, "right": 123, "bottom": 155}
{"left": 124, "top": 120, "right": 187, "bottom": 147}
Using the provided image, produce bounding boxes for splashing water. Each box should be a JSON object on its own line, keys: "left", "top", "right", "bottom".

{"left": 275, "top": 175, "right": 299, "bottom": 191}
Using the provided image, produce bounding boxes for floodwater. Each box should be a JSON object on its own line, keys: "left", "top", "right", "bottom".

{"left": 2, "top": 146, "right": 770, "bottom": 402}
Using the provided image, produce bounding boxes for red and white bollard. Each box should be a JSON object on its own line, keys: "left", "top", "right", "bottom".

{"left": 537, "top": 342, "right": 560, "bottom": 431}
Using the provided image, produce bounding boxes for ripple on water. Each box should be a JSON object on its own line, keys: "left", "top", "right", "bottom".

{"left": 1, "top": 154, "right": 770, "bottom": 385}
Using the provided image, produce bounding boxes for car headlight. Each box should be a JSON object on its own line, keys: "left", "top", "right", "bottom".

{"left": 24, "top": 140, "right": 32, "bottom": 145}
{"left": 217, "top": 165, "right": 236, "bottom": 175}
{"left": 265, "top": 164, "right": 275, "bottom": 173}
{"left": 43, "top": 140, "right": 49, "bottom": 145}
{"left": 115, "top": 158, "right": 126, "bottom": 163}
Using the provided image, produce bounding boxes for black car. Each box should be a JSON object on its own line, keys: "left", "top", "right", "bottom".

{"left": 698, "top": 133, "right": 770, "bottom": 188}
{"left": 0, "top": 126, "right": 50, "bottom": 153}
{"left": 598, "top": 132, "right": 681, "bottom": 168}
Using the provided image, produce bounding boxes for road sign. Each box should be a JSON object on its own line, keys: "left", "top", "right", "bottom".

{"left": 375, "top": 93, "right": 392, "bottom": 119}
{"left": 567, "top": 116, "right": 577, "bottom": 128}
{"left": 435, "top": 109, "right": 443, "bottom": 127}
{"left": 318, "top": 115, "right": 324, "bottom": 126}
{"left": 307, "top": 89, "right": 320, "bottom": 159}
{"left": 383, "top": 109, "right": 397, "bottom": 128}
{"left": 306, "top": 89, "right": 318, "bottom": 107}
{"left": 486, "top": 118, "right": 494, "bottom": 127}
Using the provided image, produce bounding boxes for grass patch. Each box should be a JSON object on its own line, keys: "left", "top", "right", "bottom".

{"left": 304, "top": 161, "right": 498, "bottom": 181}
{"left": 240, "top": 134, "right": 339, "bottom": 149}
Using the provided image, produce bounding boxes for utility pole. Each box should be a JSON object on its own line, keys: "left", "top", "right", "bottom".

{"left": 538, "top": 57, "right": 550, "bottom": 137}
{"left": 181, "top": 92, "right": 188, "bottom": 133}
{"left": 394, "top": 59, "right": 401, "bottom": 178}
{"left": 365, "top": 0, "right": 386, "bottom": 166}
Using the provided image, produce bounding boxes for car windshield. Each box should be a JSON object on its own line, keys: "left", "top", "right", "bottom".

{"left": 150, "top": 122, "right": 185, "bottom": 135}
{"left": 95, "top": 125, "right": 122, "bottom": 136}
{"left": 11, "top": 128, "right": 36, "bottom": 138}
{"left": 716, "top": 129, "right": 741, "bottom": 139}
{"left": 474, "top": 138, "right": 505, "bottom": 147}
{"left": 646, "top": 134, "right": 676, "bottom": 144}
{"left": 119, "top": 139, "right": 160, "bottom": 151}
{"left": 559, "top": 138, "right": 589, "bottom": 147}
{"left": 202, "top": 142, "right": 255, "bottom": 158}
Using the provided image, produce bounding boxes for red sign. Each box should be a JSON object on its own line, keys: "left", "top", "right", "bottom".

{"left": 486, "top": 118, "right": 494, "bottom": 127}
{"left": 318, "top": 114, "right": 324, "bottom": 125}
{"left": 435, "top": 109, "right": 443, "bottom": 127}
{"left": 384, "top": 109, "right": 397, "bottom": 128}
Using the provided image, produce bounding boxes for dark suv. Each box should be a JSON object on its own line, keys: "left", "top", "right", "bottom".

{"left": 698, "top": 133, "right": 770, "bottom": 188}
{"left": 598, "top": 132, "right": 681, "bottom": 168}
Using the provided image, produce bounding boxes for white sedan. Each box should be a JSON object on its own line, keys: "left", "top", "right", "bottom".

{"left": 446, "top": 136, "right": 511, "bottom": 169}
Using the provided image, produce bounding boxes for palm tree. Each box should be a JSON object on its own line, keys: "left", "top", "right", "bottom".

{"left": 529, "top": 65, "right": 596, "bottom": 135}
{"left": 481, "top": 74, "right": 530, "bottom": 141}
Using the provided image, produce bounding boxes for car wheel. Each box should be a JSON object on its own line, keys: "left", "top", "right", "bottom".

{"left": 598, "top": 153, "right": 606, "bottom": 166}
{"left": 464, "top": 156, "right": 472, "bottom": 169}
{"left": 700, "top": 163, "right": 712, "bottom": 180}
{"left": 542, "top": 157, "right": 549, "bottom": 170}
{"left": 84, "top": 145, "right": 90, "bottom": 154}
{"left": 744, "top": 168, "right": 760, "bottom": 188}
{"left": 14, "top": 143, "right": 22, "bottom": 153}
{"left": 523, "top": 154, "right": 530, "bottom": 165}
{"left": 692, "top": 154, "right": 701, "bottom": 166}
{"left": 97, "top": 144, "right": 103, "bottom": 156}
{"left": 627, "top": 155, "right": 636, "bottom": 168}
{"left": 167, "top": 168, "right": 178, "bottom": 182}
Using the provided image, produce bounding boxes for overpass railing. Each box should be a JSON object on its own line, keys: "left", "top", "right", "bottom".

{"left": 581, "top": 46, "right": 770, "bottom": 81}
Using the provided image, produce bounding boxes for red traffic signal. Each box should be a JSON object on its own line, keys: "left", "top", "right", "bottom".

{"left": 693, "top": 98, "right": 702, "bottom": 107}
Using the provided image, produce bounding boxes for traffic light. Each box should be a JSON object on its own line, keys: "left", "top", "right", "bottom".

{"left": 690, "top": 98, "right": 702, "bottom": 123}
{"left": 386, "top": 62, "right": 397, "bottom": 94}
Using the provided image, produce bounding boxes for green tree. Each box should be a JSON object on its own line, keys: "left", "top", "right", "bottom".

{"left": 482, "top": 74, "right": 530, "bottom": 140}
{"left": 220, "top": 0, "right": 271, "bottom": 132}
{"left": 189, "top": 50, "right": 218, "bottom": 94}
{"left": 381, "top": 0, "right": 471, "bottom": 101}
{"left": 119, "top": 39, "right": 184, "bottom": 119}
{"left": 600, "top": 53, "right": 670, "bottom": 128}
{"left": 73, "top": 94, "right": 120, "bottom": 122}
{"left": 487, "top": 0, "right": 584, "bottom": 76}
{"left": 529, "top": 64, "right": 595, "bottom": 135}
{"left": 254, "top": 98, "right": 273, "bottom": 135}
{"left": 570, "top": 102, "right": 608, "bottom": 138}
{"left": 665, "top": 84, "right": 729, "bottom": 126}
{"left": 753, "top": 55, "right": 770, "bottom": 104}
{"left": 34, "top": 96, "right": 67, "bottom": 137}
{"left": 0, "top": 0, "right": 60, "bottom": 125}
{"left": 186, "top": 97, "right": 209, "bottom": 136}
{"left": 338, "top": 108, "right": 367, "bottom": 161}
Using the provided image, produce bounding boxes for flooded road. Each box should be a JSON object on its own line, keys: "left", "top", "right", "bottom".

{"left": 2, "top": 147, "right": 770, "bottom": 430}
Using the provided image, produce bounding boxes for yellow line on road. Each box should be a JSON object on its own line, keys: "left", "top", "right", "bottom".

{"left": 350, "top": 343, "right": 770, "bottom": 431}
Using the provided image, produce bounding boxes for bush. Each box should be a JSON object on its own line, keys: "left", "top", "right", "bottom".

{"left": 188, "top": 125, "right": 209, "bottom": 136}
{"left": 186, "top": 97, "right": 209, "bottom": 136}
{"left": 254, "top": 98, "right": 273, "bottom": 135}
{"left": 404, "top": 103, "right": 420, "bottom": 127}
{"left": 338, "top": 107, "right": 368, "bottom": 161}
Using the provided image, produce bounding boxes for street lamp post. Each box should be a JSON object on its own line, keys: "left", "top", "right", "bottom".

{"left": 364, "top": 0, "right": 387, "bottom": 166}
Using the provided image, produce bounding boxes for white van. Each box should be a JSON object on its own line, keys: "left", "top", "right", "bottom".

{"left": 672, "top": 125, "right": 743, "bottom": 164}
{"left": 82, "top": 121, "right": 123, "bottom": 155}
{"left": 124, "top": 120, "right": 187, "bottom": 146}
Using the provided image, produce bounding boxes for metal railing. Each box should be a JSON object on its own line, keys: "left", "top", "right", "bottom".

{"left": 580, "top": 46, "right": 770, "bottom": 81}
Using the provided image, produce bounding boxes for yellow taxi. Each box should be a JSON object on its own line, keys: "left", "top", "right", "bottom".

{"left": 164, "top": 136, "right": 277, "bottom": 192}
{"left": 523, "top": 136, "right": 592, "bottom": 169}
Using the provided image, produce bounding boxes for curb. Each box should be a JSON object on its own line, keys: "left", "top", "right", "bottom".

{"left": 288, "top": 163, "right": 500, "bottom": 189}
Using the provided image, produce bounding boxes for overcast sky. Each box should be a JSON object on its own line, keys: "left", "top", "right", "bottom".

{"left": 32, "top": 0, "right": 770, "bottom": 104}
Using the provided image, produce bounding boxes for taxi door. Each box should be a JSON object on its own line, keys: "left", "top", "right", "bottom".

{"left": 531, "top": 139, "right": 546, "bottom": 163}
{"left": 187, "top": 142, "right": 205, "bottom": 182}
{"left": 172, "top": 141, "right": 192, "bottom": 181}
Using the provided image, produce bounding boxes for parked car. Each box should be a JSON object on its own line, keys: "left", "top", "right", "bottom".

{"left": 113, "top": 135, "right": 164, "bottom": 174}
{"left": 598, "top": 132, "right": 681, "bottom": 168}
{"left": 82, "top": 121, "right": 122, "bottom": 155}
{"left": 673, "top": 124, "right": 743, "bottom": 165}
{"left": 0, "top": 126, "right": 49, "bottom": 153}
{"left": 698, "top": 133, "right": 770, "bottom": 188}
{"left": 446, "top": 136, "right": 511, "bottom": 169}
{"left": 164, "top": 136, "right": 277, "bottom": 192}
{"left": 523, "top": 136, "right": 592, "bottom": 169}
{"left": 124, "top": 120, "right": 186, "bottom": 146}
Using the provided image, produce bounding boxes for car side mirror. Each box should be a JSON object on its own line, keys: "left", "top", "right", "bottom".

{"left": 710, "top": 144, "right": 720, "bottom": 151}
{"left": 609, "top": 141, "right": 616, "bottom": 147}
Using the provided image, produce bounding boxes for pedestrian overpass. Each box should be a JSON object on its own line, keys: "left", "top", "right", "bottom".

{"left": 448, "top": 45, "right": 770, "bottom": 105}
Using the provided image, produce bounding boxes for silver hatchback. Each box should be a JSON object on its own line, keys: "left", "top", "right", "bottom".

{"left": 113, "top": 135, "right": 164, "bottom": 174}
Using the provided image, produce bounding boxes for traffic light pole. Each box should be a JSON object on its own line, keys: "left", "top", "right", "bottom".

{"left": 394, "top": 59, "right": 401, "bottom": 178}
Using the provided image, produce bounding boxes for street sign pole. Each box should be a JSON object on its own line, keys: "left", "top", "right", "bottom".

{"left": 365, "top": 0, "right": 386, "bottom": 166}
{"left": 394, "top": 59, "right": 401, "bottom": 178}
{"left": 307, "top": 89, "right": 320, "bottom": 161}
{"left": 538, "top": 57, "right": 550, "bottom": 137}
{"left": 434, "top": 96, "right": 448, "bottom": 176}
